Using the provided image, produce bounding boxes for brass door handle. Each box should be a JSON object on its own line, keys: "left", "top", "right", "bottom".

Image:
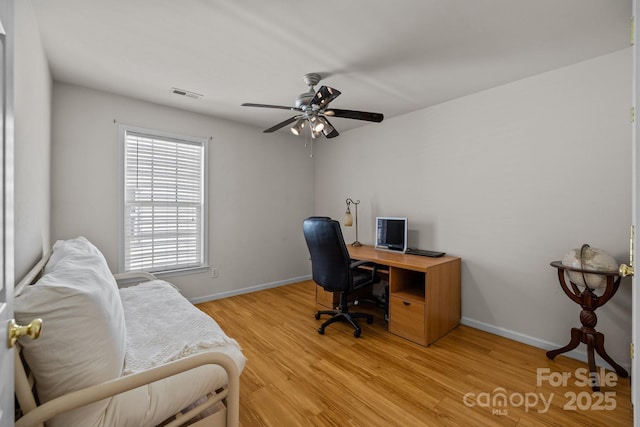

{"left": 7, "top": 318, "right": 42, "bottom": 348}
{"left": 620, "top": 225, "right": 635, "bottom": 277}
{"left": 620, "top": 264, "right": 634, "bottom": 277}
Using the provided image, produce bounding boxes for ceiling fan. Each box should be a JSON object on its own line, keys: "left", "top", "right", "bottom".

{"left": 241, "top": 73, "right": 383, "bottom": 139}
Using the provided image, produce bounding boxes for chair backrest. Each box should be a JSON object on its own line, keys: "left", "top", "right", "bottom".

{"left": 302, "top": 217, "right": 352, "bottom": 292}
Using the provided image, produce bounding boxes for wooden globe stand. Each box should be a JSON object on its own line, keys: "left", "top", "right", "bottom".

{"left": 546, "top": 261, "right": 627, "bottom": 391}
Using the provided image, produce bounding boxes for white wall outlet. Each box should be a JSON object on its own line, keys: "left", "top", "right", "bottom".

{"left": 211, "top": 267, "right": 218, "bottom": 278}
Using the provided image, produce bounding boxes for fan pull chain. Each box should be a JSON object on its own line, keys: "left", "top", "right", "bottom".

{"left": 304, "top": 129, "right": 313, "bottom": 157}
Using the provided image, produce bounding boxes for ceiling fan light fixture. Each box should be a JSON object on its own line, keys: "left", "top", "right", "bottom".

{"left": 290, "top": 117, "right": 306, "bottom": 135}
{"left": 309, "top": 116, "right": 324, "bottom": 132}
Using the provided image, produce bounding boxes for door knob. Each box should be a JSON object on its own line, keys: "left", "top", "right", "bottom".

{"left": 620, "top": 264, "right": 634, "bottom": 277}
{"left": 7, "top": 318, "right": 42, "bottom": 348}
{"left": 619, "top": 225, "right": 635, "bottom": 277}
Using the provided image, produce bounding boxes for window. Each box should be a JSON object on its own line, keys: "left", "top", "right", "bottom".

{"left": 120, "top": 125, "right": 208, "bottom": 274}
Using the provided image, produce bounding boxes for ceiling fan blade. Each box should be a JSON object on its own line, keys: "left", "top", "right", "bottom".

{"left": 321, "top": 118, "right": 339, "bottom": 139}
{"left": 263, "top": 116, "right": 299, "bottom": 133}
{"left": 310, "top": 86, "right": 341, "bottom": 109}
{"left": 325, "top": 108, "right": 384, "bottom": 123}
{"left": 324, "top": 128, "right": 340, "bottom": 139}
{"left": 242, "top": 103, "right": 301, "bottom": 112}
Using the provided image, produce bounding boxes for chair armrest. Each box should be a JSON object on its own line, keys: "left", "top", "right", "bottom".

{"left": 349, "top": 260, "right": 376, "bottom": 269}
{"left": 15, "top": 352, "right": 240, "bottom": 427}
{"left": 350, "top": 260, "right": 378, "bottom": 280}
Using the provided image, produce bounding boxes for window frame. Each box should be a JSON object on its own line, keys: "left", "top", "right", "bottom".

{"left": 118, "top": 124, "right": 209, "bottom": 277}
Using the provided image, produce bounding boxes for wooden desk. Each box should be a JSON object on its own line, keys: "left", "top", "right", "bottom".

{"left": 316, "top": 245, "right": 461, "bottom": 346}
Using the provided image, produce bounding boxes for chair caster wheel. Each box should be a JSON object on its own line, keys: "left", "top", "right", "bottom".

{"left": 314, "top": 313, "right": 321, "bottom": 320}
{"left": 318, "top": 327, "right": 325, "bottom": 335}
{"left": 354, "top": 329, "right": 361, "bottom": 338}
{"left": 366, "top": 317, "right": 373, "bottom": 324}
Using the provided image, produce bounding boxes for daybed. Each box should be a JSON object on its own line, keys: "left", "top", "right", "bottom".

{"left": 13, "top": 237, "right": 246, "bottom": 427}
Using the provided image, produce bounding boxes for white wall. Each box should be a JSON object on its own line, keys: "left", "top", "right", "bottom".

{"left": 51, "top": 83, "right": 314, "bottom": 300}
{"left": 14, "top": 0, "right": 51, "bottom": 280}
{"left": 315, "top": 49, "right": 633, "bottom": 370}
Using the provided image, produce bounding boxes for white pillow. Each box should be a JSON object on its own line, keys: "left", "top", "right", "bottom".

{"left": 14, "top": 237, "right": 126, "bottom": 427}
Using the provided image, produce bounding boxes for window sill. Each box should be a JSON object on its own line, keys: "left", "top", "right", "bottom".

{"left": 120, "top": 265, "right": 209, "bottom": 281}
{"left": 154, "top": 266, "right": 210, "bottom": 279}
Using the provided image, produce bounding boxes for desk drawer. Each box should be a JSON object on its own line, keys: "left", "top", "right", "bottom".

{"left": 389, "top": 295, "right": 426, "bottom": 345}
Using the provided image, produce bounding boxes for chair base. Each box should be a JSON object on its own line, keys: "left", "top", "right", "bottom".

{"left": 315, "top": 309, "right": 373, "bottom": 338}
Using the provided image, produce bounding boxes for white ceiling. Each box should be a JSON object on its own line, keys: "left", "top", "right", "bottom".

{"left": 31, "top": 0, "right": 632, "bottom": 135}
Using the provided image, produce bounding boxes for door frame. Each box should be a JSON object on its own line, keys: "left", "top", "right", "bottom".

{"left": 633, "top": 0, "right": 639, "bottom": 421}
{"left": 0, "top": 0, "right": 14, "bottom": 425}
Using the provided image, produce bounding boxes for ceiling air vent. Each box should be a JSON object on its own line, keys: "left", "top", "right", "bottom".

{"left": 171, "top": 87, "right": 203, "bottom": 99}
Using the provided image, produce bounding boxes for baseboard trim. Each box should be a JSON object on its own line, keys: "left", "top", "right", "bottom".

{"left": 460, "top": 317, "right": 631, "bottom": 373}
{"left": 189, "top": 275, "right": 312, "bottom": 305}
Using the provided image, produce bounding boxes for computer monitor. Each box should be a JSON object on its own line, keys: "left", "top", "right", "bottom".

{"left": 375, "top": 217, "right": 408, "bottom": 252}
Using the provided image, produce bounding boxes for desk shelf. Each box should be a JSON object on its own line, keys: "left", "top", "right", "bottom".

{"left": 354, "top": 263, "right": 389, "bottom": 276}
{"left": 389, "top": 267, "right": 425, "bottom": 300}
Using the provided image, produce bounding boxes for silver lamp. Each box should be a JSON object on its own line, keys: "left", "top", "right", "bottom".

{"left": 344, "top": 198, "right": 361, "bottom": 247}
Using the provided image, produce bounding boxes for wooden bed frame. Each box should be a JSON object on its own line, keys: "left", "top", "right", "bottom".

{"left": 13, "top": 251, "right": 240, "bottom": 427}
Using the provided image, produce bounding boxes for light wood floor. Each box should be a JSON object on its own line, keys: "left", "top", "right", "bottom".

{"left": 197, "top": 280, "right": 632, "bottom": 426}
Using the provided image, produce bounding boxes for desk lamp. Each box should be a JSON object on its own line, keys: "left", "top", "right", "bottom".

{"left": 344, "top": 198, "right": 362, "bottom": 247}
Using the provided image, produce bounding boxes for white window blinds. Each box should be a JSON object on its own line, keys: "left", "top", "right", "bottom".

{"left": 122, "top": 128, "right": 207, "bottom": 273}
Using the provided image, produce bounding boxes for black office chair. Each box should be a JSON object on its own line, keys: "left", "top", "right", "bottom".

{"left": 302, "top": 217, "right": 379, "bottom": 338}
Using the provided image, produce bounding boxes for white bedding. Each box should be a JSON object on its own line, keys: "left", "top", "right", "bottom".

{"left": 101, "top": 279, "right": 246, "bottom": 426}
{"left": 119, "top": 280, "right": 246, "bottom": 375}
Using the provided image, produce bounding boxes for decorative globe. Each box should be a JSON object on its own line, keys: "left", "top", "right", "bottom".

{"left": 561, "top": 245, "right": 618, "bottom": 289}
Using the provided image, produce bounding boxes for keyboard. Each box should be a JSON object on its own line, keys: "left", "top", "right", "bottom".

{"left": 405, "top": 248, "right": 446, "bottom": 257}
